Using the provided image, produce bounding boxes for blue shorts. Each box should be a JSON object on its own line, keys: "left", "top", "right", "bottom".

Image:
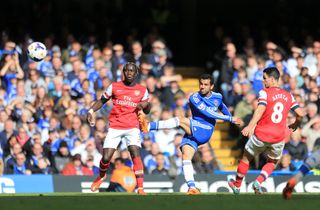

{"left": 180, "top": 119, "right": 214, "bottom": 151}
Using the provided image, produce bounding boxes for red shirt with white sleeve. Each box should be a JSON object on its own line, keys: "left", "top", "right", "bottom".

{"left": 102, "top": 81, "right": 149, "bottom": 129}
{"left": 254, "top": 87, "right": 299, "bottom": 143}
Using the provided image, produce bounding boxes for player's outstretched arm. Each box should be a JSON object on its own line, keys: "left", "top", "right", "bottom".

{"left": 288, "top": 107, "right": 304, "bottom": 132}
{"left": 87, "top": 99, "right": 106, "bottom": 127}
{"left": 241, "top": 104, "right": 266, "bottom": 137}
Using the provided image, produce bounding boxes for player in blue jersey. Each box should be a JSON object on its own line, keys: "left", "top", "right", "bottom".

{"left": 283, "top": 149, "right": 320, "bottom": 199}
{"left": 139, "top": 74, "right": 241, "bottom": 194}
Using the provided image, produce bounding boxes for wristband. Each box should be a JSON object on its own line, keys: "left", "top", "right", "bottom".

{"left": 88, "top": 109, "right": 94, "bottom": 114}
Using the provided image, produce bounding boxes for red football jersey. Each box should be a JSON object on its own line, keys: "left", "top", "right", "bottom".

{"left": 102, "top": 81, "right": 149, "bottom": 129}
{"left": 254, "top": 87, "right": 299, "bottom": 143}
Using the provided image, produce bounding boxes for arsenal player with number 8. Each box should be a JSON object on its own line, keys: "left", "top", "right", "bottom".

{"left": 228, "top": 67, "right": 304, "bottom": 194}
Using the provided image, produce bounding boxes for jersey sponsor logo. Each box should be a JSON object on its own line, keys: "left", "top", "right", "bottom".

{"left": 115, "top": 99, "right": 137, "bottom": 107}
{"left": 206, "top": 106, "right": 218, "bottom": 114}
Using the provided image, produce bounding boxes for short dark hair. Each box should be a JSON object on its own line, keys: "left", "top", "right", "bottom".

{"left": 263, "top": 67, "right": 280, "bottom": 80}
{"left": 199, "top": 74, "right": 214, "bottom": 85}
{"left": 123, "top": 62, "right": 139, "bottom": 73}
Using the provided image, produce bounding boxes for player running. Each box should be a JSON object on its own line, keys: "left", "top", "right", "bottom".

{"left": 228, "top": 67, "right": 304, "bottom": 194}
{"left": 139, "top": 74, "right": 241, "bottom": 195}
{"left": 283, "top": 149, "right": 320, "bottom": 199}
{"left": 88, "top": 62, "right": 151, "bottom": 195}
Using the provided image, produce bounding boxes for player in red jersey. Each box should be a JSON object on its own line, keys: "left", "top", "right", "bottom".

{"left": 87, "top": 62, "right": 151, "bottom": 195}
{"left": 228, "top": 67, "right": 304, "bottom": 194}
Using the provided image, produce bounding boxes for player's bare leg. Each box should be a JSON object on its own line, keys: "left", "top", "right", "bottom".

{"left": 228, "top": 151, "right": 253, "bottom": 194}
{"left": 128, "top": 145, "right": 146, "bottom": 195}
{"left": 181, "top": 145, "right": 200, "bottom": 195}
{"left": 91, "top": 148, "right": 115, "bottom": 192}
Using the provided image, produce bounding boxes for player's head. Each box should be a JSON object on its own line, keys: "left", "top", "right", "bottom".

{"left": 263, "top": 67, "right": 280, "bottom": 88}
{"left": 123, "top": 62, "right": 139, "bottom": 83}
{"left": 199, "top": 74, "right": 214, "bottom": 96}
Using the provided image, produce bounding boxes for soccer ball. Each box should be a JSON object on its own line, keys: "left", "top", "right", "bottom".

{"left": 27, "top": 42, "right": 47, "bottom": 62}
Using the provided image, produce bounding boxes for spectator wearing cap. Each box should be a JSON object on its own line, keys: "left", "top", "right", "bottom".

{"left": 61, "top": 153, "right": 93, "bottom": 175}
{"left": 53, "top": 140, "right": 71, "bottom": 173}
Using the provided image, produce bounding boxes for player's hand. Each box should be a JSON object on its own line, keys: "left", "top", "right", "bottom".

{"left": 136, "top": 102, "right": 148, "bottom": 111}
{"left": 241, "top": 126, "right": 254, "bottom": 137}
{"left": 232, "top": 116, "right": 242, "bottom": 125}
{"left": 87, "top": 110, "right": 96, "bottom": 127}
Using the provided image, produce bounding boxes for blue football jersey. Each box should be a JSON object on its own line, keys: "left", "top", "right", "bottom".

{"left": 189, "top": 91, "right": 232, "bottom": 126}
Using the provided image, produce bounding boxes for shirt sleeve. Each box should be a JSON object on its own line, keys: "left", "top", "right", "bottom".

{"left": 218, "top": 102, "right": 232, "bottom": 117}
{"left": 290, "top": 93, "right": 299, "bottom": 110}
{"left": 101, "top": 83, "right": 113, "bottom": 101}
{"left": 141, "top": 88, "right": 149, "bottom": 102}
{"left": 257, "top": 89, "right": 267, "bottom": 106}
{"left": 190, "top": 94, "right": 232, "bottom": 122}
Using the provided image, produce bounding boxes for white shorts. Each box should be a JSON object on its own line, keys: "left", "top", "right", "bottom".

{"left": 245, "top": 134, "right": 284, "bottom": 160}
{"left": 103, "top": 128, "right": 141, "bottom": 149}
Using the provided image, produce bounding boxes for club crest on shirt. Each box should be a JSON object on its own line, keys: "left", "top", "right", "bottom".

{"left": 213, "top": 100, "right": 219, "bottom": 107}
{"left": 134, "top": 90, "right": 140, "bottom": 96}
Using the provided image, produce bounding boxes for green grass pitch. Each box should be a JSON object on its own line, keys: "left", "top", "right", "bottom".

{"left": 1, "top": 193, "right": 319, "bottom": 210}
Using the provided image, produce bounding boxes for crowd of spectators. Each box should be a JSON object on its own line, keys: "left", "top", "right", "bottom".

{"left": 0, "top": 28, "right": 320, "bottom": 176}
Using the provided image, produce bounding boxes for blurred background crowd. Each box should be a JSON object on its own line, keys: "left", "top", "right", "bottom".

{"left": 0, "top": 0, "right": 320, "bottom": 176}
